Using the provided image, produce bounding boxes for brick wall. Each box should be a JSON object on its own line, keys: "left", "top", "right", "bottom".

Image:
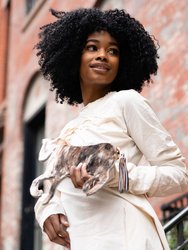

{"left": 0, "top": 0, "right": 187, "bottom": 249}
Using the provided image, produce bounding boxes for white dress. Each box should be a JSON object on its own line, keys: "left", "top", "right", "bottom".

{"left": 35, "top": 90, "right": 188, "bottom": 250}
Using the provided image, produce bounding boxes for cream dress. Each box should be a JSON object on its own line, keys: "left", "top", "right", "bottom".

{"left": 35, "top": 90, "right": 188, "bottom": 250}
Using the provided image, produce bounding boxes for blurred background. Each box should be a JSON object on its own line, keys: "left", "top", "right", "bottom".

{"left": 0, "top": 0, "right": 187, "bottom": 249}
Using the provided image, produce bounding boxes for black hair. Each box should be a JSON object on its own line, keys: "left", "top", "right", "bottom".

{"left": 35, "top": 8, "right": 159, "bottom": 105}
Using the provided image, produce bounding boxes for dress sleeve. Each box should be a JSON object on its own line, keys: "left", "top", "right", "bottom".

{"left": 34, "top": 138, "right": 66, "bottom": 230}
{"left": 122, "top": 91, "right": 188, "bottom": 197}
{"left": 34, "top": 190, "right": 65, "bottom": 230}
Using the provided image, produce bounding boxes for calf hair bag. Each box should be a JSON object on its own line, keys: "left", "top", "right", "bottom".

{"left": 30, "top": 139, "right": 129, "bottom": 204}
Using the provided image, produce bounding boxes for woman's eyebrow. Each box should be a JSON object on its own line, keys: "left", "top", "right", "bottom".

{"left": 86, "top": 38, "right": 99, "bottom": 43}
{"left": 86, "top": 39, "right": 119, "bottom": 46}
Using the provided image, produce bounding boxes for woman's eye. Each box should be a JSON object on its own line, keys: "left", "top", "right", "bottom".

{"left": 108, "top": 48, "right": 119, "bottom": 56}
{"left": 85, "top": 44, "right": 97, "bottom": 51}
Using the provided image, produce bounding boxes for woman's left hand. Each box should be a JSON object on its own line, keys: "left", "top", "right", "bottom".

{"left": 69, "top": 163, "right": 91, "bottom": 188}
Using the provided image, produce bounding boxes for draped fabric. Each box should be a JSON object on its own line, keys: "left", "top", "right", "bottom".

{"left": 35, "top": 90, "right": 188, "bottom": 250}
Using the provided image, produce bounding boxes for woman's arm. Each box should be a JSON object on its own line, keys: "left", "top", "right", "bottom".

{"left": 34, "top": 190, "right": 70, "bottom": 248}
{"left": 122, "top": 90, "right": 188, "bottom": 197}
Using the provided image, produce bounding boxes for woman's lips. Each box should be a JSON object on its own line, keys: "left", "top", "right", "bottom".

{"left": 90, "top": 63, "right": 110, "bottom": 72}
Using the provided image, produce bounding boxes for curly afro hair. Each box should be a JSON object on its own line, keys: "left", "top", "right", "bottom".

{"left": 35, "top": 8, "right": 159, "bottom": 105}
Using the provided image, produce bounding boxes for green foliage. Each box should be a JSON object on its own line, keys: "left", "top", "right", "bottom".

{"left": 166, "top": 221, "right": 188, "bottom": 250}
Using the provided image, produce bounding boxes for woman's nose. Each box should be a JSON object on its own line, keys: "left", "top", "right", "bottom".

{"left": 95, "top": 49, "right": 107, "bottom": 61}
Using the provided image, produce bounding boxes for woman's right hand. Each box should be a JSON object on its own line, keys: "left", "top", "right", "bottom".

{"left": 70, "top": 163, "right": 91, "bottom": 188}
{"left": 43, "top": 214, "right": 70, "bottom": 249}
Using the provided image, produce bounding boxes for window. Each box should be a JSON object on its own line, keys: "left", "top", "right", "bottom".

{"left": 23, "top": 0, "right": 47, "bottom": 31}
{"left": 1, "top": 0, "right": 10, "bottom": 9}
{"left": 25, "top": 0, "right": 37, "bottom": 14}
{"left": 94, "top": 0, "right": 104, "bottom": 8}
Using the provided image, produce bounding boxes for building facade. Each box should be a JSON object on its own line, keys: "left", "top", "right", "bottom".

{"left": 0, "top": 0, "right": 187, "bottom": 249}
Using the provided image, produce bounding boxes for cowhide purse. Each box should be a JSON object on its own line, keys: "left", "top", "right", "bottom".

{"left": 30, "top": 139, "right": 129, "bottom": 204}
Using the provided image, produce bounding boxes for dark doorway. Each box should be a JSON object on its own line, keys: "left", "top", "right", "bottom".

{"left": 21, "top": 106, "right": 45, "bottom": 250}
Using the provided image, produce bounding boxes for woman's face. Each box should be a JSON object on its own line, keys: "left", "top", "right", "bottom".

{"left": 80, "top": 31, "right": 120, "bottom": 90}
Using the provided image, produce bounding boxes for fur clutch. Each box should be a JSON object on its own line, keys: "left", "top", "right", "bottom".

{"left": 30, "top": 140, "right": 129, "bottom": 204}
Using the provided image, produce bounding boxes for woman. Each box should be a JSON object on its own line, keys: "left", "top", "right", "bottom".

{"left": 33, "top": 8, "right": 188, "bottom": 250}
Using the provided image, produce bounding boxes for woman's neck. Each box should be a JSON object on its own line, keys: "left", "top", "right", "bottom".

{"left": 81, "top": 85, "right": 111, "bottom": 106}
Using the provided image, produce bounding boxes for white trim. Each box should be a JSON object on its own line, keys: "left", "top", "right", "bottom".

{"left": 23, "top": 73, "right": 48, "bottom": 122}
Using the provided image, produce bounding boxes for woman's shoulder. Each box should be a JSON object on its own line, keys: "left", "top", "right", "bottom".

{"left": 112, "top": 89, "right": 147, "bottom": 106}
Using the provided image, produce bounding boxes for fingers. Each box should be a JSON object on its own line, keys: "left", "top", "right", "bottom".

{"left": 59, "top": 213, "right": 69, "bottom": 227}
{"left": 70, "top": 163, "right": 83, "bottom": 188}
{"left": 81, "top": 163, "right": 91, "bottom": 181}
{"left": 43, "top": 214, "right": 70, "bottom": 248}
{"left": 70, "top": 163, "right": 91, "bottom": 188}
